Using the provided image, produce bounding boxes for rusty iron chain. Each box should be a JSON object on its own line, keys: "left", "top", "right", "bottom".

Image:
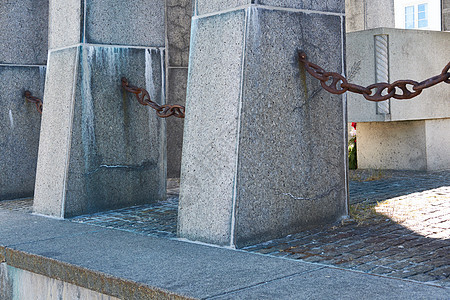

{"left": 24, "top": 91, "right": 43, "bottom": 114}
{"left": 298, "top": 51, "right": 450, "bottom": 102}
{"left": 121, "top": 77, "right": 185, "bottom": 118}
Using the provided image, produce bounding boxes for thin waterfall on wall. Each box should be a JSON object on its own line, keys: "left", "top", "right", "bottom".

{"left": 9, "top": 109, "right": 14, "bottom": 130}
{"left": 160, "top": 49, "right": 166, "bottom": 106}
{"left": 81, "top": 46, "right": 97, "bottom": 171}
{"left": 145, "top": 49, "right": 157, "bottom": 103}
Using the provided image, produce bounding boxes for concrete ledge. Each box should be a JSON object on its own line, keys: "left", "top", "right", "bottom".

{"left": 0, "top": 209, "right": 448, "bottom": 299}
{"left": 1, "top": 249, "right": 187, "bottom": 300}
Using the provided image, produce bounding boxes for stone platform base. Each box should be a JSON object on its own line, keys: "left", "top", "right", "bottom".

{"left": 1, "top": 207, "right": 448, "bottom": 299}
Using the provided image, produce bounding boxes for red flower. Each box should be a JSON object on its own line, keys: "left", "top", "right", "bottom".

{"left": 351, "top": 122, "right": 357, "bottom": 129}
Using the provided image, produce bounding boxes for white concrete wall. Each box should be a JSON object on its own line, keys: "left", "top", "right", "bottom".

{"left": 347, "top": 28, "right": 450, "bottom": 123}
{"left": 356, "top": 121, "right": 428, "bottom": 170}
{"left": 356, "top": 119, "right": 450, "bottom": 171}
{"left": 425, "top": 118, "right": 450, "bottom": 170}
{"left": 394, "top": 0, "right": 441, "bottom": 30}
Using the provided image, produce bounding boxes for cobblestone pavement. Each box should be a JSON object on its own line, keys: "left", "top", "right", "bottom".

{"left": 1, "top": 171, "right": 449, "bottom": 287}
{"left": 244, "top": 185, "right": 450, "bottom": 287}
{"left": 349, "top": 169, "right": 450, "bottom": 204}
{"left": 70, "top": 179, "right": 180, "bottom": 238}
{"left": 71, "top": 197, "right": 178, "bottom": 238}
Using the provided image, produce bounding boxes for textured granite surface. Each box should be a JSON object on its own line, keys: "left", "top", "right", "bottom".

{"left": 48, "top": 0, "right": 82, "bottom": 49}
{"left": 195, "top": 0, "right": 252, "bottom": 15}
{"left": 257, "top": 0, "right": 345, "bottom": 13}
{"left": 34, "top": 46, "right": 166, "bottom": 218}
{"left": 235, "top": 8, "right": 347, "bottom": 247}
{"left": 85, "top": 0, "right": 165, "bottom": 46}
{"left": 0, "top": 0, "right": 49, "bottom": 64}
{"left": 166, "top": 0, "right": 191, "bottom": 177}
{"left": 0, "top": 66, "right": 46, "bottom": 201}
{"left": 195, "top": 0, "right": 346, "bottom": 15}
{"left": 33, "top": 47, "right": 79, "bottom": 217}
{"left": 64, "top": 46, "right": 166, "bottom": 217}
{"left": 49, "top": 0, "right": 165, "bottom": 49}
{"left": 179, "top": 6, "right": 347, "bottom": 247}
{"left": 167, "top": 68, "right": 188, "bottom": 178}
{"left": 178, "top": 10, "right": 247, "bottom": 246}
{"left": 167, "top": 0, "right": 192, "bottom": 67}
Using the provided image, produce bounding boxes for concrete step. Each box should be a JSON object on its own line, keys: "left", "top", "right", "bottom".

{"left": 0, "top": 209, "right": 448, "bottom": 299}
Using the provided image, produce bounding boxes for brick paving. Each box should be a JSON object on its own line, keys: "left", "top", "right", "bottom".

{"left": 70, "top": 178, "right": 180, "bottom": 238}
{"left": 349, "top": 169, "right": 450, "bottom": 204}
{"left": 1, "top": 171, "right": 449, "bottom": 287}
{"left": 71, "top": 196, "right": 178, "bottom": 238}
{"left": 244, "top": 170, "right": 450, "bottom": 287}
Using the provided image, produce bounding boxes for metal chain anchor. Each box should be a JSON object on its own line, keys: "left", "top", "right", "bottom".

{"left": 121, "top": 77, "right": 185, "bottom": 118}
{"left": 24, "top": 91, "right": 43, "bottom": 114}
{"left": 298, "top": 51, "right": 450, "bottom": 101}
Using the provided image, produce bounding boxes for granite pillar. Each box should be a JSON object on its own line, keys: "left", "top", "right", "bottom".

{"left": 0, "top": 0, "right": 48, "bottom": 201}
{"left": 166, "top": 0, "right": 192, "bottom": 178}
{"left": 33, "top": 0, "right": 166, "bottom": 218}
{"left": 178, "top": 2, "right": 349, "bottom": 247}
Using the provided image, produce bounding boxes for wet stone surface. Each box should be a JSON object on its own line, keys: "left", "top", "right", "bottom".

{"left": 1, "top": 171, "right": 449, "bottom": 287}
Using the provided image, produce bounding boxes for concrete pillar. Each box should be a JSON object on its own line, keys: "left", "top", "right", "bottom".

{"left": 0, "top": 0, "right": 48, "bottom": 201}
{"left": 166, "top": 0, "right": 192, "bottom": 178}
{"left": 178, "top": 1, "right": 349, "bottom": 248}
{"left": 33, "top": 0, "right": 166, "bottom": 218}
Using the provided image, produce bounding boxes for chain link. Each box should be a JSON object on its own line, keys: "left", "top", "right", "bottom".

{"left": 121, "top": 77, "right": 185, "bottom": 118}
{"left": 298, "top": 51, "right": 450, "bottom": 101}
{"left": 24, "top": 91, "right": 43, "bottom": 114}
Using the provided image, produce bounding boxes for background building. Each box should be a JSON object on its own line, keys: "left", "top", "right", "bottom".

{"left": 346, "top": 0, "right": 450, "bottom": 171}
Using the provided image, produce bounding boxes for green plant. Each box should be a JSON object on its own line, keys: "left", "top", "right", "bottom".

{"left": 348, "top": 122, "right": 357, "bottom": 169}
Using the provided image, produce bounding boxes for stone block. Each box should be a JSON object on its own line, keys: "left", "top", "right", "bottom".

{"left": 356, "top": 121, "right": 427, "bottom": 170}
{"left": 167, "top": 68, "right": 188, "bottom": 178}
{"left": 49, "top": 0, "right": 165, "bottom": 49}
{"left": 257, "top": 0, "right": 345, "bottom": 13}
{"left": 33, "top": 47, "right": 79, "bottom": 217}
{"left": 425, "top": 118, "right": 450, "bottom": 171}
{"left": 86, "top": 0, "right": 165, "bottom": 47}
{"left": 0, "top": 66, "right": 46, "bottom": 201}
{"left": 34, "top": 46, "right": 166, "bottom": 218}
{"left": 48, "top": 0, "right": 83, "bottom": 49}
{"left": 178, "top": 9, "right": 246, "bottom": 246}
{"left": 179, "top": 7, "right": 347, "bottom": 247}
{"left": 167, "top": 0, "right": 192, "bottom": 67}
{"left": 195, "top": 0, "right": 252, "bottom": 15}
{"left": 0, "top": 0, "right": 49, "bottom": 64}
